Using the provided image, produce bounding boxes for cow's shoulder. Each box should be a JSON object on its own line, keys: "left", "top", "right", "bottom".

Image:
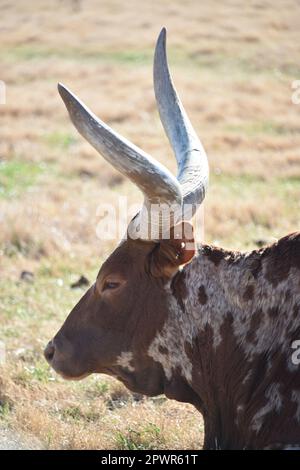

{"left": 260, "top": 232, "right": 300, "bottom": 288}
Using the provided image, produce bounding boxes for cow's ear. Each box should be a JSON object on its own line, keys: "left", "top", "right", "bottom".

{"left": 150, "top": 221, "right": 195, "bottom": 278}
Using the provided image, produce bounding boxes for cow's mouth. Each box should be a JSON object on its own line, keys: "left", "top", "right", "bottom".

{"left": 50, "top": 361, "right": 92, "bottom": 381}
{"left": 44, "top": 339, "right": 95, "bottom": 381}
{"left": 47, "top": 356, "right": 93, "bottom": 381}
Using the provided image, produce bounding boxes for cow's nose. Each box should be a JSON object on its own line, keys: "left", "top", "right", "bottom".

{"left": 44, "top": 341, "right": 55, "bottom": 363}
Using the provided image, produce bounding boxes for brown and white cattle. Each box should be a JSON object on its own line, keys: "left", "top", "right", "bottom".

{"left": 44, "top": 28, "right": 300, "bottom": 449}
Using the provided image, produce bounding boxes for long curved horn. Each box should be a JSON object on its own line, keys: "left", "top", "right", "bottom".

{"left": 153, "top": 28, "right": 209, "bottom": 218}
{"left": 58, "top": 83, "right": 182, "bottom": 239}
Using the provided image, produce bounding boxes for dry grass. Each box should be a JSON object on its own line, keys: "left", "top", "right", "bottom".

{"left": 0, "top": 0, "right": 299, "bottom": 449}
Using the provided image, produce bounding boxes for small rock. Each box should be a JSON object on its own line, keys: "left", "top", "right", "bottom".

{"left": 70, "top": 275, "right": 90, "bottom": 289}
{"left": 108, "top": 175, "right": 124, "bottom": 187}
{"left": 13, "top": 348, "right": 30, "bottom": 361}
{"left": 20, "top": 271, "right": 34, "bottom": 283}
{"left": 254, "top": 238, "right": 267, "bottom": 248}
{"left": 14, "top": 348, "right": 27, "bottom": 357}
{"left": 78, "top": 169, "right": 95, "bottom": 180}
{"left": 254, "top": 237, "right": 277, "bottom": 248}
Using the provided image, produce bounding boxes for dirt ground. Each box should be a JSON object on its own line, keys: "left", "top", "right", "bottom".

{"left": 0, "top": 427, "right": 42, "bottom": 450}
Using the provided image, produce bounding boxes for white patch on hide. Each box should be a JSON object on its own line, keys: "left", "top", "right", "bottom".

{"left": 148, "top": 295, "right": 193, "bottom": 383}
{"left": 116, "top": 351, "right": 135, "bottom": 372}
{"left": 251, "top": 383, "right": 283, "bottom": 433}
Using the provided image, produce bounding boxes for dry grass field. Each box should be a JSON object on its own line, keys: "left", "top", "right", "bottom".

{"left": 0, "top": 0, "right": 300, "bottom": 449}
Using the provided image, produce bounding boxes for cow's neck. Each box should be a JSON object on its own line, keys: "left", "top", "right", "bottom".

{"left": 172, "top": 245, "right": 253, "bottom": 447}
{"left": 148, "top": 240, "right": 298, "bottom": 448}
{"left": 155, "top": 242, "right": 267, "bottom": 449}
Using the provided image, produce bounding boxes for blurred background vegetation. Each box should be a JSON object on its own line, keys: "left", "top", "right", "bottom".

{"left": 0, "top": 0, "right": 299, "bottom": 449}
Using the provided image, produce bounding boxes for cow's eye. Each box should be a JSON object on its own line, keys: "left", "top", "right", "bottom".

{"left": 102, "top": 281, "right": 120, "bottom": 292}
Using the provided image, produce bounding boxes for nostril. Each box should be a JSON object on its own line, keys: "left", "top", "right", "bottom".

{"left": 44, "top": 341, "right": 55, "bottom": 363}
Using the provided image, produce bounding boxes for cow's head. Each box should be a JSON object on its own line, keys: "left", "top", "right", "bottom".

{"left": 44, "top": 28, "right": 209, "bottom": 397}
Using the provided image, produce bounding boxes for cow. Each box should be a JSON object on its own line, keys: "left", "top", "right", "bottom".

{"left": 44, "top": 28, "right": 300, "bottom": 450}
